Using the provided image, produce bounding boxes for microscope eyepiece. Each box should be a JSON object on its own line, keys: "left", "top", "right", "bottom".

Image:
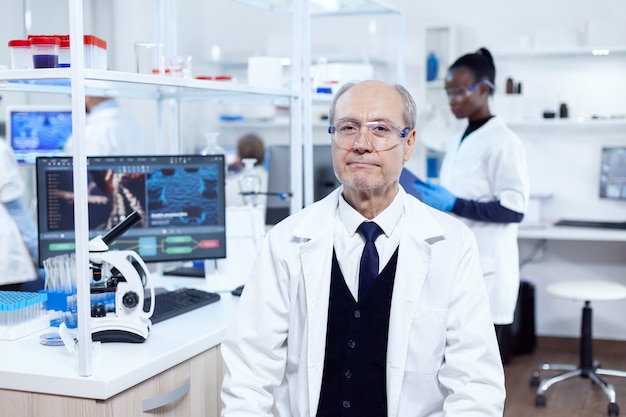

{"left": 101, "top": 211, "right": 142, "bottom": 246}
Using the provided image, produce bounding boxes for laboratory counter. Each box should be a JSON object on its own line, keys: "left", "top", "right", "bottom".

{"left": 0, "top": 275, "right": 240, "bottom": 417}
{"left": 518, "top": 224, "right": 626, "bottom": 242}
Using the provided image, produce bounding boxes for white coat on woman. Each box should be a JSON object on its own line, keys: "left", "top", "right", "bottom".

{"left": 221, "top": 186, "right": 505, "bottom": 417}
{"left": 439, "top": 115, "right": 529, "bottom": 325}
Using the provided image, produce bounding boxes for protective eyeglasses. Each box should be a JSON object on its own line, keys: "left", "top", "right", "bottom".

{"left": 328, "top": 120, "right": 410, "bottom": 151}
{"left": 444, "top": 80, "right": 495, "bottom": 102}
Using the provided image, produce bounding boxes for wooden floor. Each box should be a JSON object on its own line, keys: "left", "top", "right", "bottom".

{"left": 504, "top": 337, "right": 626, "bottom": 417}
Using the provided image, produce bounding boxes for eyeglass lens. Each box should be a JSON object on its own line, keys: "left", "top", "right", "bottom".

{"left": 330, "top": 121, "right": 405, "bottom": 151}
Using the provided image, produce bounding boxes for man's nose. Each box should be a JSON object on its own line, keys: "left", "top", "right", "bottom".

{"left": 352, "top": 128, "right": 374, "bottom": 150}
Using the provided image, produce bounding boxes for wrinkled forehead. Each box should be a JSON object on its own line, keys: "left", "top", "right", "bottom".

{"left": 335, "top": 82, "right": 404, "bottom": 123}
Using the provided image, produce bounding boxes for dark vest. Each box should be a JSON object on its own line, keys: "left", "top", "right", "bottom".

{"left": 316, "top": 247, "right": 399, "bottom": 417}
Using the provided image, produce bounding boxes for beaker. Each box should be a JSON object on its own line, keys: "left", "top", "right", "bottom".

{"left": 134, "top": 42, "right": 164, "bottom": 74}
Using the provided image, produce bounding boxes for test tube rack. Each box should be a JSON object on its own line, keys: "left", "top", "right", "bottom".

{"left": 0, "top": 291, "right": 49, "bottom": 341}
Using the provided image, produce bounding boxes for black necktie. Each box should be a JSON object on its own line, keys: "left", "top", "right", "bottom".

{"left": 357, "top": 222, "right": 383, "bottom": 299}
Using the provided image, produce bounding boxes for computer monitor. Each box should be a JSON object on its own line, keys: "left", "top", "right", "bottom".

{"left": 265, "top": 144, "right": 340, "bottom": 225}
{"left": 35, "top": 154, "right": 227, "bottom": 266}
{"left": 599, "top": 146, "right": 626, "bottom": 200}
{"left": 6, "top": 105, "right": 73, "bottom": 164}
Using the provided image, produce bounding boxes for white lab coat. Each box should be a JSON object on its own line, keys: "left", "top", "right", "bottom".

{"left": 439, "top": 116, "right": 529, "bottom": 325}
{"left": 0, "top": 138, "right": 24, "bottom": 203}
{"left": 221, "top": 187, "right": 505, "bottom": 417}
{"left": 63, "top": 104, "right": 152, "bottom": 156}
{"left": 0, "top": 204, "right": 37, "bottom": 285}
{"left": 0, "top": 140, "right": 37, "bottom": 284}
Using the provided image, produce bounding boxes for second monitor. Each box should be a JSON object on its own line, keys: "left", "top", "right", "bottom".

{"left": 265, "top": 144, "right": 340, "bottom": 225}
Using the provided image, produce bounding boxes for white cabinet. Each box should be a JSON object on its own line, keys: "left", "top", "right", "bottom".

{"left": 0, "top": 346, "right": 224, "bottom": 417}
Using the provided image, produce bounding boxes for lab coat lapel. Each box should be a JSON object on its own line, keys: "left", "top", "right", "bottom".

{"left": 386, "top": 196, "right": 441, "bottom": 417}
{"left": 293, "top": 189, "right": 340, "bottom": 416}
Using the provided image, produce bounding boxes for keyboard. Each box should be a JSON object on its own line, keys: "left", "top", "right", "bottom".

{"left": 162, "top": 266, "right": 205, "bottom": 278}
{"left": 144, "top": 287, "right": 221, "bottom": 324}
{"left": 554, "top": 219, "right": 626, "bottom": 230}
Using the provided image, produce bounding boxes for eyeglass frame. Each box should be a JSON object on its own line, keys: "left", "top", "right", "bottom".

{"left": 444, "top": 79, "right": 495, "bottom": 102}
{"left": 328, "top": 120, "right": 411, "bottom": 151}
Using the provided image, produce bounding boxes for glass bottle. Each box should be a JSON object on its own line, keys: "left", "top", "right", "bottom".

{"left": 201, "top": 132, "right": 225, "bottom": 156}
{"left": 238, "top": 158, "right": 261, "bottom": 206}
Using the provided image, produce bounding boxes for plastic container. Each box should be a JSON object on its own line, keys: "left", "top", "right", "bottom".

{"left": 426, "top": 52, "right": 439, "bottom": 81}
{"left": 84, "top": 35, "right": 107, "bottom": 69}
{"left": 7, "top": 39, "right": 32, "bottom": 69}
{"left": 29, "top": 36, "right": 60, "bottom": 68}
{"left": 58, "top": 39, "right": 70, "bottom": 68}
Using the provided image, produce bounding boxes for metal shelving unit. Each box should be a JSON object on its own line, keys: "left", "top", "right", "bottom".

{"left": 0, "top": 0, "right": 302, "bottom": 377}
{"left": 0, "top": 0, "right": 405, "bottom": 377}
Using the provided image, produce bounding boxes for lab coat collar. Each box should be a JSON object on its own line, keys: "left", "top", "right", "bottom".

{"left": 292, "top": 185, "right": 446, "bottom": 243}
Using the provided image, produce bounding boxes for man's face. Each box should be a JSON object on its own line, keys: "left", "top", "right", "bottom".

{"left": 331, "top": 81, "right": 415, "bottom": 193}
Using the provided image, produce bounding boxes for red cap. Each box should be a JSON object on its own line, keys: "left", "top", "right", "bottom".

{"left": 29, "top": 36, "right": 60, "bottom": 46}
{"left": 84, "top": 35, "right": 107, "bottom": 50}
{"left": 8, "top": 39, "right": 30, "bottom": 47}
{"left": 214, "top": 75, "right": 232, "bottom": 81}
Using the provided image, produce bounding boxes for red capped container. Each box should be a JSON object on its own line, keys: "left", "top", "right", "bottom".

{"left": 8, "top": 39, "right": 32, "bottom": 69}
{"left": 58, "top": 39, "right": 71, "bottom": 68}
{"left": 29, "top": 36, "right": 60, "bottom": 68}
{"left": 84, "top": 35, "right": 107, "bottom": 69}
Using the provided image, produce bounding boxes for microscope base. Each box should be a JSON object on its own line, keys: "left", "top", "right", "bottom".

{"left": 91, "top": 316, "right": 151, "bottom": 343}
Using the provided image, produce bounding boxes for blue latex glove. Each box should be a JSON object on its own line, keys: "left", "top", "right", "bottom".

{"left": 412, "top": 180, "right": 457, "bottom": 212}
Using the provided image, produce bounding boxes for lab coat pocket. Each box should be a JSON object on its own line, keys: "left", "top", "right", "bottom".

{"left": 405, "top": 308, "right": 447, "bottom": 374}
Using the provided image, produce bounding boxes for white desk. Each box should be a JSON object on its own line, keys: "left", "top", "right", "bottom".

{"left": 518, "top": 225, "right": 626, "bottom": 242}
{"left": 0, "top": 275, "right": 239, "bottom": 417}
{"left": 517, "top": 225, "right": 626, "bottom": 341}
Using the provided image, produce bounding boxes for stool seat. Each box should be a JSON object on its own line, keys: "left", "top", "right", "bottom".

{"left": 532, "top": 280, "right": 626, "bottom": 416}
{"left": 547, "top": 280, "right": 626, "bottom": 302}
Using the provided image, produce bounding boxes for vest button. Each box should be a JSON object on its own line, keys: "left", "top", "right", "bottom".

{"left": 348, "top": 340, "right": 356, "bottom": 348}
{"left": 342, "top": 401, "right": 351, "bottom": 408}
{"left": 354, "top": 310, "right": 361, "bottom": 318}
{"left": 345, "top": 369, "right": 352, "bottom": 378}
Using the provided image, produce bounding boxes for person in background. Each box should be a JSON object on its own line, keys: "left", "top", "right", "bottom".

{"left": 0, "top": 138, "right": 40, "bottom": 288}
{"left": 220, "top": 80, "right": 505, "bottom": 417}
{"left": 413, "top": 47, "right": 530, "bottom": 363}
{"left": 63, "top": 96, "right": 152, "bottom": 156}
{"left": 225, "top": 132, "right": 268, "bottom": 207}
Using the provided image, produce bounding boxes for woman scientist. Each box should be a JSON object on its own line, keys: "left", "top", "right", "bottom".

{"left": 413, "top": 47, "right": 530, "bottom": 363}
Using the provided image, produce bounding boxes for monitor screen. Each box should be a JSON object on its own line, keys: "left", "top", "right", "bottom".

{"left": 6, "top": 105, "right": 73, "bottom": 164}
{"left": 265, "top": 144, "right": 340, "bottom": 225}
{"left": 599, "top": 147, "right": 626, "bottom": 200}
{"left": 36, "top": 154, "right": 227, "bottom": 266}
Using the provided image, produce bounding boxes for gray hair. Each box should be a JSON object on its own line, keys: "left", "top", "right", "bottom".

{"left": 328, "top": 81, "right": 417, "bottom": 130}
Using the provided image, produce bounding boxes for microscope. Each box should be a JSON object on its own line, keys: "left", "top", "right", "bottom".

{"left": 88, "top": 211, "right": 155, "bottom": 343}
